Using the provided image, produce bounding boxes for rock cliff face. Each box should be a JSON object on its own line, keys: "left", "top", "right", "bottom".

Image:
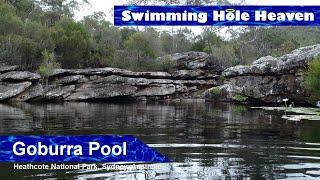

{"left": 1, "top": 52, "right": 221, "bottom": 102}
{"left": 1, "top": 46, "right": 319, "bottom": 105}
{"left": 205, "top": 44, "right": 320, "bottom": 105}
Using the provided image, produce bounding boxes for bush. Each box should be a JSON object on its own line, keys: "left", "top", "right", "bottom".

{"left": 305, "top": 56, "right": 320, "bottom": 99}
{"left": 53, "top": 18, "right": 90, "bottom": 68}
{"left": 0, "top": 2, "right": 23, "bottom": 35}
{"left": 112, "top": 51, "right": 177, "bottom": 73}
{"left": 204, "top": 87, "right": 221, "bottom": 99}
{"left": 0, "top": 34, "right": 40, "bottom": 70}
{"left": 38, "top": 50, "right": 60, "bottom": 86}
{"left": 210, "top": 87, "right": 221, "bottom": 95}
{"left": 232, "top": 94, "right": 248, "bottom": 102}
{"left": 154, "top": 55, "right": 177, "bottom": 73}
{"left": 0, "top": 35, "right": 21, "bottom": 65}
{"left": 210, "top": 43, "right": 240, "bottom": 67}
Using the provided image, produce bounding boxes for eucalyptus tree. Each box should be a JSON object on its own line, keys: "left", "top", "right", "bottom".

{"left": 37, "top": 0, "right": 89, "bottom": 26}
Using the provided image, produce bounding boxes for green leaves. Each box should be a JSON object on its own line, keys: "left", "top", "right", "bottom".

{"left": 305, "top": 57, "right": 320, "bottom": 99}
{"left": 53, "top": 18, "right": 90, "bottom": 68}
{"left": 0, "top": 2, "right": 23, "bottom": 35}
{"left": 38, "top": 49, "right": 60, "bottom": 78}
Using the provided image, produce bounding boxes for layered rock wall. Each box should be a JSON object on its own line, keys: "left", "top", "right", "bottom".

{"left": 206, "top": 44, "right": 320, "bottom": 105}
{"left": 0, "top": 52, "right": 221, "bottom": 102}
{"left": 1, "top": 45, "right": 319, "bottom": 105}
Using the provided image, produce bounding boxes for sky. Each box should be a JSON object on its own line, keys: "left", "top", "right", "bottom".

{"left": 74, "top": 0, "right": 320, "bottom": 35}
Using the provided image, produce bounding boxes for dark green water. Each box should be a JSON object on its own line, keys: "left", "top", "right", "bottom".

{"left": 0, "top": 101, "right": 319, "bottom": 179}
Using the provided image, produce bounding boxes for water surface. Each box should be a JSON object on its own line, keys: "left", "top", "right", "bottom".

{"left": 0, "top": 101, "right": 319, "bottom": 179}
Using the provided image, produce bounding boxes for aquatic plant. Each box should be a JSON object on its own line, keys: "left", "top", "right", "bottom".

{"left": 234, "top": 106, "right": 247, "bottom": 115}
{"left": 283, "top": 98, "right": 289, "bottom": 116}
{"left": 252, "top": 106, "right": 320, "bottom": 121}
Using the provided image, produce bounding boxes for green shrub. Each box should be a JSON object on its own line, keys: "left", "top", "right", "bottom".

{"left": 155, "top": 55, "right": 177, "bottom": 73}
{"left": 38, "top": 50, "right": 60, "bottom": 87}
{"left": 205, "top": 87, "right": 221, "bottom": 99}
{"left": 305, "top": 56, "right": 320, "bottom": 99}
{"left": 210, "top": 87, "right": 221, "bottom": 95}
{"left": 232, "top": 94, "right": 248, "bottom": 102}
{"left": 219, "top": 75, "right": 225, "bottom": 83}
{"left": 210, "top": 44, "right": 240, "bottom": 67}
{"left": 53, "top": 18, "right": 90, "bottom": 68}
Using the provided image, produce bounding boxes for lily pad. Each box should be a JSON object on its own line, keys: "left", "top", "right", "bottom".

{"left": 282, "top": 115, "right": 320, "bottom": 121}
{"left": 251, "top": 107, "right": 320, "bottom": 121}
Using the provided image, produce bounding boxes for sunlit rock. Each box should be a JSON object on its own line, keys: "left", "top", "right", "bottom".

{"left": 0, "top": 82, "right": 32, "bottom": 101}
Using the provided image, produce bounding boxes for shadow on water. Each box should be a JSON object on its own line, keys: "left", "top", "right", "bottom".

{"left": 0, "top": 101, "right": 319, "bottom": 179}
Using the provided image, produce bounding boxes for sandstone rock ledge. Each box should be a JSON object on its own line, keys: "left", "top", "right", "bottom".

{"left": 204, "top": 44, "right": 320, "bottom": 105}
{"left": 0, "top": 52, "right": 221, "bottom": 102}
{"left": 1, "top": 45, "right": 320, "bottom": 105}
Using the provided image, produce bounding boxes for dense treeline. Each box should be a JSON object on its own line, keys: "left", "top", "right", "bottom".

{"left": 2, "top": 0, "right": 320, "bottom": 73}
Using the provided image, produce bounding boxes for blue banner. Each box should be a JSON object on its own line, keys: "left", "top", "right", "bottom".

{"left": 0, "top": 135, "right": 170, "bottom": 163}
{"left": 114, "top": 6, "right": 320, "bottom": 26}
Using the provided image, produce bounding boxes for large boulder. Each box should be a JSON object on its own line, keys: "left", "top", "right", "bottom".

{"left": 217, "top": 74, "right": 307, "bottom": 104}
{"left": 65, "top": 76, "right": 138, "bottom": 101}
{"left": 171, "top": 51, "right": 209, "bottom": 69}
{"left": 223, "top": 44, "right": 320, "bottom": 78}
{"left": 212, "top": 44, "right": 320, "bottom": 105}
{"left": 162, "top": 51, "right": 224, "bottom": 73}
{"left": 0, "top": 82, "right": 32, "bottom": 101}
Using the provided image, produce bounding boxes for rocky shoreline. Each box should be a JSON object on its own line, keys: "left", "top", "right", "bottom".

{"left": 0, "top": 51, "right": 222, "bottom": 102}
{"left": 206, "top": 44, "right": 320, "bottom": 106}
{"left": 1, "top": 45, "right": 320, "bottom": 106}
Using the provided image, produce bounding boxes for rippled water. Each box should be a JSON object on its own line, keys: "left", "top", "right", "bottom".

{"left": 0, "top": 101, "right": 319, "bottom": 179}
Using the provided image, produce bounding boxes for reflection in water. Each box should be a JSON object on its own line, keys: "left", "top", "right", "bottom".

{"left": 0, "top": 101, "right": 319, "bottom": 179}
